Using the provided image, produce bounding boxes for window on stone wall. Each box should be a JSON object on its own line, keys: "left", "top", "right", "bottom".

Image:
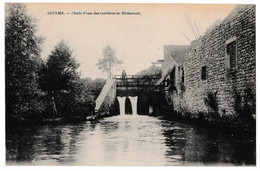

{"left": 201, "top": 66, "right": 207, "bottom": 80}
{"left": 226, "top": 37, "right": 237, "bottom": 72}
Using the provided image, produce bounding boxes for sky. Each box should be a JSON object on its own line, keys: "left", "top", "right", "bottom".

{"left": 23, "top": 3, "right": 236, "bottom": 79}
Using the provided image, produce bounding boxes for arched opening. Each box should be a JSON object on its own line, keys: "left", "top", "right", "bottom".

{"left": 114, "top": 98, "right": 120, "bottom": 115}
{"left": 137, "top": 94, "right": 149, "bottom": 114}
{"left": 125, "top": 97, "right": 132, "bottom": 115}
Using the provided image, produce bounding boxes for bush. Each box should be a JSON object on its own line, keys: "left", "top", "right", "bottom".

{"left": 204, "top": 92, "right": 218, "bottom": 117}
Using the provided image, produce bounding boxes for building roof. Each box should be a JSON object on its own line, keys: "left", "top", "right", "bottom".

{"left": 164, "top": 45, "right": 190, "bottom": 65}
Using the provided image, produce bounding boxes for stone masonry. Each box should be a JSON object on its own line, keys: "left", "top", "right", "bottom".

{"left": 95, "top": 79, "right": 117, "bottom": 116}
{"left": 162, "top": 5, "right": 255, "bottom": 118}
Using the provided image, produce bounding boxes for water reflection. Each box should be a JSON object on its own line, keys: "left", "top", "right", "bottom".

{"left": 162, "top": 121, "right": 255, "bottom": 165}
{"left": 6, "top": 115, "right": 255, "bottom": 166}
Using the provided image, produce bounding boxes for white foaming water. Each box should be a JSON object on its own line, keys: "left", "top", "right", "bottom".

{"left": 128, "top": 96, "right": 138, "bottom": 115}
{"left": 117, "top": 96, "right": 126, "bottom": 115}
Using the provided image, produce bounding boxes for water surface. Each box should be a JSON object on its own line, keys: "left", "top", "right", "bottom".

{"left": 6, "top": 115, "right": 255, "bottom": 166}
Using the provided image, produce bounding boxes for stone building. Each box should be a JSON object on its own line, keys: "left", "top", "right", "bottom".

{"left": 158, "top": 4, "right": 255, "bottom": 119}
{"left": 156, "top": 45, "right": 189, "bottom": 113}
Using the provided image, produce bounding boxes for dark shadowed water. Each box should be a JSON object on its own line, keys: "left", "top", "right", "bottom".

{"left": 6, "top": 115, "right": 255, "bottom": 166}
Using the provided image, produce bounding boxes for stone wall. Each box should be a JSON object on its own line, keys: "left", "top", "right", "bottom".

{"left": 161, "top": 46, "right": 189, "bottom": 114}
{"left": 96, "top": 79, "right": 117, "bottom": 116}
{"left": 183, "top": 5, "right": 255, "bottom": 118}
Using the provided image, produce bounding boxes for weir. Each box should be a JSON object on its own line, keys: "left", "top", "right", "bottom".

{"left": 117, "top": 97, "right": 126, "bottom": 115}
{"left": 129, "top": 96, "right": 138, "bottom": 115}
{"left": 117, "top": 96, "right": 138, "bottom": 115}
{"left": 95, "top": 75, "right": 165, "bottom": 116}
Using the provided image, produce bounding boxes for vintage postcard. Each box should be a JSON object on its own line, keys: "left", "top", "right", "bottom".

{"left": 4, "top": 2, "right": 256, "bottom": 166}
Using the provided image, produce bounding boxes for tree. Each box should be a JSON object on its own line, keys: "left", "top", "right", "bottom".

{"left": 96, "top": 45, "right": 122, "bottom": 78}
{"left": 5, "top": 3, "right": 44, "bottom": 122}
{"left": 39, "top": 40, "right": 88, "bottom": 118}
{"left": 81, "top": 77, "right": 106, "bottom": 98}
{"left": 138, "top": 65, "right": 162, "bottom": 78}
{"left": 39, "top": 40, "right": 79, "bottom": 93}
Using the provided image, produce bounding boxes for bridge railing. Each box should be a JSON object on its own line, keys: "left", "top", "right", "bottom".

{"left": 114, "top": 75, "right": 160, "bottom": 79}
{"left": 114, "top": 75, "right": 161, "bottom": 88}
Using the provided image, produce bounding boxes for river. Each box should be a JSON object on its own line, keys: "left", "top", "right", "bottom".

{"left": 6, "top": 115, "right": 255, "bottom": 166}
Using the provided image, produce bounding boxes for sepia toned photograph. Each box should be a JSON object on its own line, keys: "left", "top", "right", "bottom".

{"left": 4, "top": 1, "right": 256, "bottom": 166}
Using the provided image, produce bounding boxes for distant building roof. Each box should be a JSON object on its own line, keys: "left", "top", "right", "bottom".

{"left": 164, "top": 45, "right": 190, "bottom": 65}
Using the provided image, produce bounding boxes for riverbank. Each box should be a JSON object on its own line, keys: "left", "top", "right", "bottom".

{"left": 6, "top": 109, "right": 256, "bottom": 137}
{"left": 162, "top": 111, "right": 256, "bottom": 135}
{"left": 6, "top": 111, "right": 118, "bottom": 129}
{"left": 6, "top": 117, "right": 85, "bottom": 129}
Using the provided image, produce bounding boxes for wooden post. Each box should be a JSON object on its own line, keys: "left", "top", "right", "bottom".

{"left": 126, "top": 77, "right": 128, "bottom": 92}
{"left": 149, "top": 77, "right": 151, "bottom": 91}
{"left": 137, "top": 77, "right": 139, "bottom": 91}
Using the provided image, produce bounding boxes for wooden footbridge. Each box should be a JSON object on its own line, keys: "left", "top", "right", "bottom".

{"left": 114, "top": 75, "right": 160, "bottom": 90}
{"left": 95, "top": 74, "right": 170, "bottom": 114}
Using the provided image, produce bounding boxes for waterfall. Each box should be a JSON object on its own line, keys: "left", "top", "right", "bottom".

{"left": 117, "top": 96, "right": 138, "bottom": 115}
{"left": 117, "top": 97, "right": 126, "bottom": 115}
{"left": 129, "top": 96, "right": 138, "bottom": 115}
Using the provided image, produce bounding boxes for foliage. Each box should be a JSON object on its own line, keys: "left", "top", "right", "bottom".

{"left": 137, "top": 65, "right": 162, "bottom": 78}
{"left": 39, "top": 40, "right": 79, "bottom": 92}
{"left": 5, "top": 3, "right": 44, "bottom": 121}
{"left": 96, "top": 45, "right": 122, "bottom": 78}
{"left": 203, "top": 6, "right": 248, "bottom": 40}
{"left": 5, "top": 4, "right": 105, "bottom": 123}
{"left": 204, "top": 92, "right": 218, "bottom": 116}
{"left": 81, "top": 77, "right": 106, "bottom": 98}
{"left": 203, "top": 18, "right": 222, "bottom": 36}
{"left": 234, "top": 88, "right": 255, "bottom": 119}
{"left": 234, "top": 91, "right": 242, "bottom": 114}
{"left": 39, "top": 41, "right": 90, "bottom": 119}
{"left": 137, "top": 65, "right": 162, "bottom": 85}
